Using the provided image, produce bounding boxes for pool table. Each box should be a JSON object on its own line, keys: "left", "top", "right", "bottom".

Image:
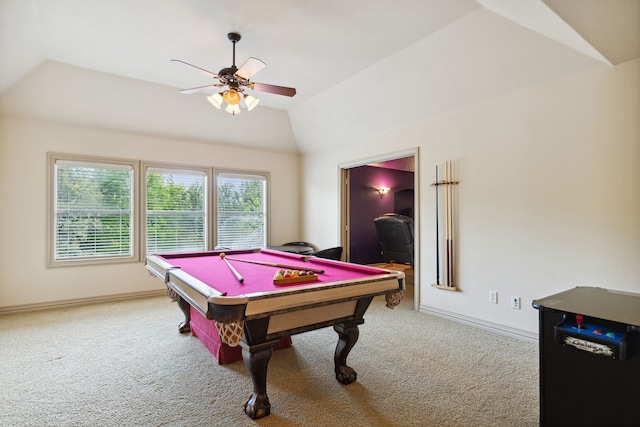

{"left": 145, "top": 248, "right": 405, "bottom": 419}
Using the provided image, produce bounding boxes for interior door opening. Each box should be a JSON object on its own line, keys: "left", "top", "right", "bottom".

{"left": 339, "top": 149, "right": 419, "bottom": 310}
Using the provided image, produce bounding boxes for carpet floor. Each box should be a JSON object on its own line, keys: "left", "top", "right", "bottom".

{"left": 0, "top": 290, "right": 538, "bottom": 426}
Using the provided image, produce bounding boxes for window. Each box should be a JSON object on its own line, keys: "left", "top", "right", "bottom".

{"left": 216, "top": 172, "right": 268, "bottom": 249}
{"left": 48, "top": 154, "right": 271, "bottom": 266}
{"left": 49, "top": 155, "right": 138, "bottom": 266}
{"left": 145, "top": 167, "right": 208, "bottom": 254}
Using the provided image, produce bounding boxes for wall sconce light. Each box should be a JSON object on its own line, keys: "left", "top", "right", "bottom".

{"left": 376, "top": 187, "right": 390, "bottom": 198}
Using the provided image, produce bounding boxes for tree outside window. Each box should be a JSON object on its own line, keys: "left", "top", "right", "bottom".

{"left": 53, "top": 159, "right": 134, "bottom": 262}
{"left": 216, "top": 173, "right": 267, "bottom": 249}
{"left": 49, "top": 155, "right": 270, "bottom": 265}
{"left": 146, "top": 168, "right": 207, "bottom": 254}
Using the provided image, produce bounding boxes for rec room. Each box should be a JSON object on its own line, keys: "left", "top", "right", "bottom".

{"left": 1, "top": 1, "right": 639, "bottom": 426}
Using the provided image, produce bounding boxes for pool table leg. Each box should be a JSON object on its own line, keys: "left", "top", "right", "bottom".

{"left": 176, "top": 297, "right": 191, "bottom": 334}
{"left": 333, "top": 296, "right": 374, "bottom": 384}
{"left": 333, "top": 320, "right": 363, "bottom": 384}
{"left": 242, "top": 342, "right": 275, "bottom": 419}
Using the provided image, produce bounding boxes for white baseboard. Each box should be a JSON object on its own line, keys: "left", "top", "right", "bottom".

{"left": 0, "top": 289, "right": 166, "bottom": 315}
{"left": 419, "top": 304, "right": 538, "bottom": 343}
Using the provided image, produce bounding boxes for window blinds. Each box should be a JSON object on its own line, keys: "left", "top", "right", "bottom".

{"left": 54, "top": 161, "right": 134, "bottom": 260}
{"left": 146, "top": 168, "right": 207, "bottom": 254}
{"left": 216, "top": 173, "right": 266, "bottom": 249}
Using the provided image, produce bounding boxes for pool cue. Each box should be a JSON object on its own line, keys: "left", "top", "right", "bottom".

{"left": 445, "top": 161, "right": 450, "bottom": 286}
{"left": 435, "top": 165, "right": 440, "bottom": 285}
{"left": 219, "top": 253, "right": 244, "bottom": 283}
{"left": 224, "top": 256, "right": 325, "bottom": 274}
{"left": 444, "top": 162, "right": 449, "bottom": 286}
{"left": 451, "top": 161, "right": 456, "bottom": 287}
{"left": 446, "top": 160, "right": 454, "bottom": 287}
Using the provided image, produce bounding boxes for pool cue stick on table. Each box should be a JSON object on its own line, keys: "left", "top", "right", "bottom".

{"left": 219, "top": 253, "right": 244, "bottom": 283}
{"left": 224, "top": 256, "right": 325, "bottom": 274}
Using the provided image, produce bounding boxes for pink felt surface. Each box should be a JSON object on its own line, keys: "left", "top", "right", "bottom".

{"left": 159, "top": 249, "right": 387, "bottom": 296}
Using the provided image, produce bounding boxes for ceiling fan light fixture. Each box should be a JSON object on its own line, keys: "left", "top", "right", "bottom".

{"left": 207, "top": 92, "right": 224, "bottom": 109}
{"left": 244, "top": 94, "right": 260, "bottom": 111}
{"left": 222, "top": 89, "right": 241, "bottom": 105}
{"left": 173, "top": 32, "right": 296, "bottom": 117}
{"left": 225, "top": 103, "right": 241, "bottom": 115}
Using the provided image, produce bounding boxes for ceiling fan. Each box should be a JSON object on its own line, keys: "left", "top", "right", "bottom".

{"left": 172, "top": 32, "right": 296, "bottom": 115}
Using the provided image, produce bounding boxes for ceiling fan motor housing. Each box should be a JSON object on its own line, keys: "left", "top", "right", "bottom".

{"left": 218, "top": 66, "right": 239, "bottom": 80}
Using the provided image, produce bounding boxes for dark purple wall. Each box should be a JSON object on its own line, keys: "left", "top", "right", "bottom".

{"left": 349, "top": 165, "right": 414, "bottom": 264}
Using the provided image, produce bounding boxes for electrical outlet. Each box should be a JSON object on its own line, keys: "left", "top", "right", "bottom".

{"left": 489, "top": 290, "right": 498, "bottom": 304}
{"left": 511, "top": 296, "right": 521, "bottom": 310}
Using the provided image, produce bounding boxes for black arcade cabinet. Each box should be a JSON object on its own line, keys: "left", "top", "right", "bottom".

{"left": 532, "top": 287, "right": 640, "bottom": 427}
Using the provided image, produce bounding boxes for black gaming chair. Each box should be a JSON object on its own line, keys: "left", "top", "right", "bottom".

{"left": 373, "top": 213, "right": 414, "bottom": 266}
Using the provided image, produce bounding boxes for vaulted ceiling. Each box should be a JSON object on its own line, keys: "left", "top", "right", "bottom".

{"left": 1, "top": 0, "right": 638, "bottom": 153}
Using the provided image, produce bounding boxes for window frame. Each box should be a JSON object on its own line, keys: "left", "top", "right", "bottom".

{"left": 141, "top": 162, "right": 212, "bottom": 258}
{"left": 47, "top": 154, "right": 272, "bottom": 267}
{"left": 47, "top": 153, "right": 140, "bottom": 267}
{"left": 214, "top": 169, "right": 270, "bottom": 250}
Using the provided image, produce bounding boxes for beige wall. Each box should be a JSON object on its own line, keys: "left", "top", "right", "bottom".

{"left": 300, "top": 59, "right": 640, "bottom": 336}
{"left": 1, "top": 58, "right": 638, "bottom": 337}
{"left": 0, "top": 117, "right": 301, "bottom": 309}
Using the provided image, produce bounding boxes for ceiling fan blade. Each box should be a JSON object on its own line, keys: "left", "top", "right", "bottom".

{"left": 171, "top": 59, "right": 220, "bottom": 79}
{"left": 179, "top": 84, "right": 221, "bottom": 95}
{"left": 235, "top": 57, "right": 266, "bottom": 80}
{"left": 250, "top": 82, "right": 297, "bottom": 97}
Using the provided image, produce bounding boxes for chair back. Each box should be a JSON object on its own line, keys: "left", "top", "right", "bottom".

{"left": 313, "top": 246, "right": 343, "bottom": 261}
{"left": 373, "top": 213, "right": 414, "bottom": 266}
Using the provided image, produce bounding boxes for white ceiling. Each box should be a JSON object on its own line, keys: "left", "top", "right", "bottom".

{"left": 1, "top": 0, "right": 638, "bottom": 153}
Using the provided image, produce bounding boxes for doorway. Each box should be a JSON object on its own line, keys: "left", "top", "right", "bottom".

{"left": 339, "top": 149, "right": 419, "bottom": 309}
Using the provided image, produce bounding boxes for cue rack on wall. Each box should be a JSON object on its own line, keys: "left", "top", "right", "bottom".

{"left": 431, "top": 160, "right": 459, "bottom": 291}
